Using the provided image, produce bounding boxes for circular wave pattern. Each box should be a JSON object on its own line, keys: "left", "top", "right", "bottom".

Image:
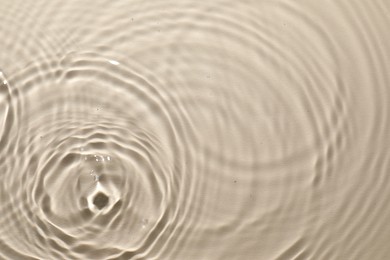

{"left": 0, "top": 53, "right": 183, "bottom": 259}
{"left": 1, "top": 0, "right": 390, "bottom": 259}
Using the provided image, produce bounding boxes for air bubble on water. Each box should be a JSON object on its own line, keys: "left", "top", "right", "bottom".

{"left": 90, "top": 170, "right": 100, "bottom": 182}
{"left": 0, "top": 72, "right": 7, "bottom": 85}
{"left": 141, "top": 218, "right": 149, "bottom": 229}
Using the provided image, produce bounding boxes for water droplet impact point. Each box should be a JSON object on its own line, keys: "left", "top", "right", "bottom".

{"left": 93, "top": 192, "right": 109, "bottom": 210}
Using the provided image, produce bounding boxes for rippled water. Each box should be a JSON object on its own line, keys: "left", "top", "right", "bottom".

{"left": 1, "top": 0, "right": 390, "bottom": 259}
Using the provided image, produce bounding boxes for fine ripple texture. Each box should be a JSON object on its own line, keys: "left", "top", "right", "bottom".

{"left": 0, "top": 0, "right": 390, "bottom": 259}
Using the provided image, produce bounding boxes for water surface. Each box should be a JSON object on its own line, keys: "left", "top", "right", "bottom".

{"left": 1, "top": 0, "right": 390, "bottom": 259}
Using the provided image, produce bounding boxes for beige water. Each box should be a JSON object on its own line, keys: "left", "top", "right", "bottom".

{"left": 1, "top": 0, "right": 390, "bottom": 259}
